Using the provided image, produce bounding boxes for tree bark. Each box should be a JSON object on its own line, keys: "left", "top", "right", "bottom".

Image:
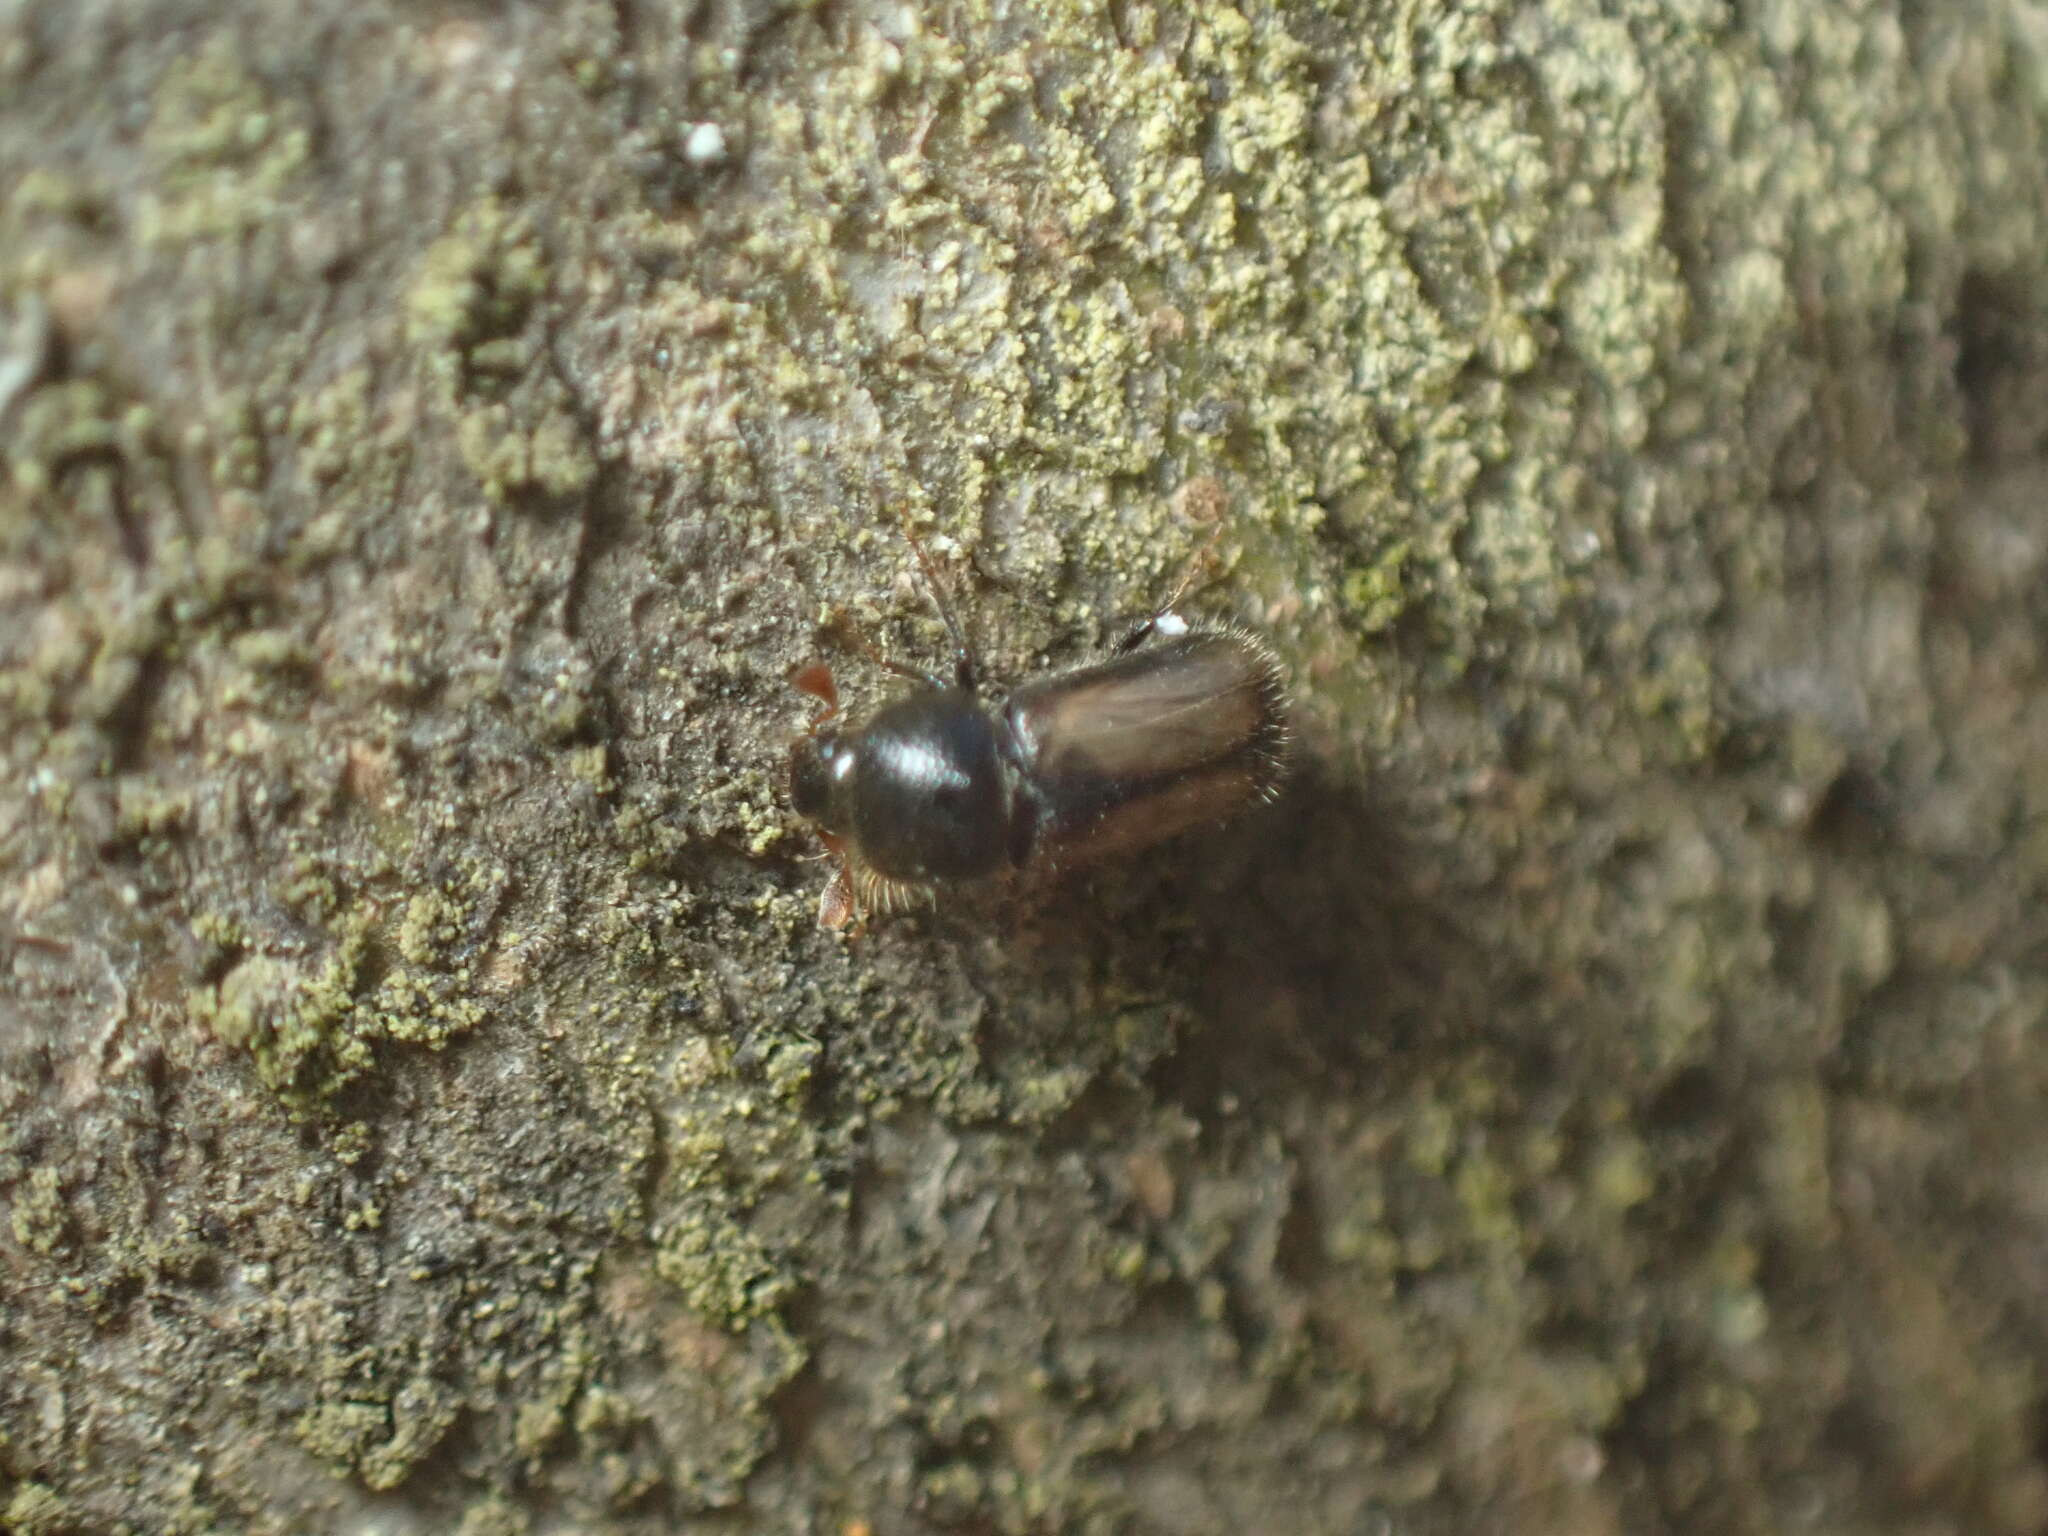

{"left": 3, "top": 1, "right": 2047, "bottom": 1531}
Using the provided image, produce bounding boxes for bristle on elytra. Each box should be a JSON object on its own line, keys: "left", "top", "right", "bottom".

{"left": 1209, "top": 617, "right": 1290, "bottom": 804}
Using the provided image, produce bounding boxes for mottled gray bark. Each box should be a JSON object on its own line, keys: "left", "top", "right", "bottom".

{"left": 3, "top": 0, "right": 2047, "bottom": 1531}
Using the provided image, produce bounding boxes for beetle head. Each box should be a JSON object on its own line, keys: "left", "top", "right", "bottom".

{"left": 789, "top": 730, "right": 848, "bottom": 827}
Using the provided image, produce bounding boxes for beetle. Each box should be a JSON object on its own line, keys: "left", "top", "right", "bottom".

{"left": 787, "top": 528, "right": 1289, "bottom": 930}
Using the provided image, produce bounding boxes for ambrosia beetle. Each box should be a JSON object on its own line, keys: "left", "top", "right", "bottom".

{"left": 788, "top": 528, "right": 1289, "bottom": 929}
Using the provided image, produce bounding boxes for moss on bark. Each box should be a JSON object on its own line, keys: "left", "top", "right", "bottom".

{"left": 3, "top": 0, "right": 2047, "bottom": 1530}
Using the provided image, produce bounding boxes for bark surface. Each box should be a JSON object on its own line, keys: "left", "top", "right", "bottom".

{"left": 3, "top": 1, "right": 2047, "bottom": 1531}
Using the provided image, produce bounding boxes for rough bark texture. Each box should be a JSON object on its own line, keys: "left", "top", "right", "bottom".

{"left": 3, "top": 0, "right": 2047, "bottom": 1531}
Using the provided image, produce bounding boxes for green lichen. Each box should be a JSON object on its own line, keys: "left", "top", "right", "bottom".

{"left": 401, "top": 198, "right": 598, "bottom": 503}
{"left": 288, "top": 367, "right": 374, "bottom": 487}
{"left": 1589, "top": 1135, "right": 1655, "bottom": 1213}
{"left": 1339, "top": 538, "right": 1416, "bottom": 634}
{"left": 2, "top": 1482, "right": 69, "bottom": 1536}
{"left": 0, "top": 0, "right": 2041, "bottom": 1529}
{"left": 653, "top": 1203, "right": 788, "bottom": 1324}
{"left": 342, "top": 1198, "right": 381, "bottom": 1231}
{"left": 190, "top": 885, "right": 486, "bottom": 1107}
{"left": 189, "top": 909, "right": 246, "bottom": 965}
{"left": 394, "top": 888, "right": 465, "bottom": 969}
{"left": 454, "top": 395, "right": 598, "bottom": 504}
{"left": 296, "top": 1379, "right": 460, "bottom": 1493}
{"left": 405, "top": 200, "right": 548, "bottom": 358}
{"left": 1450, "top": 1148, "right": 1521, "bottom": 1253}
{"left": 113, "top": 782, "right": 190, "bottom": 847}
{"left": 292, "top": 1401, "right": 386, "bottom": 1475}
{"left": 195, "top": 946, "right": 373, "bottom": 1100}
{"left": 456, "top": 1496, "right": 531, "bottom": 1536}
{"left": 140, "top": 35, "right": 311, "bottom": 245}
{"left": 226, "top": 627, "right": 307, "bottom": 674}
{"left": 9, "top": 1164, "right": 71, "bottom": 1255}
{"left": 6, "top": 378, "right": 124, "bottom": 505}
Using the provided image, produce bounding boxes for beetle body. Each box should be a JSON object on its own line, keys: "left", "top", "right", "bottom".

{"left": 790, "top": 603, "right": 1287, "bottom": 929}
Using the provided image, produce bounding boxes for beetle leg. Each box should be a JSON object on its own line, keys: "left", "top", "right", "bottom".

{"left": 818, "top": 862, "right": 857, "bottom": 931}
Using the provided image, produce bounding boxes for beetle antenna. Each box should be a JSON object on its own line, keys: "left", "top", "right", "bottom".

{"left": 823, "top": 610, "right": 951, "bottom": 691}
{"left": 874, "top": 465, "right": 979, "bottom": 692}
{"left": 1159, "top": 523, "right": 1229, "bottom": 612}
{"left": 901, "top": 522, "right": 977, "bottom": 690}
{"left": 1113, "top": 526, "right": 1231, "bottom": 654}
